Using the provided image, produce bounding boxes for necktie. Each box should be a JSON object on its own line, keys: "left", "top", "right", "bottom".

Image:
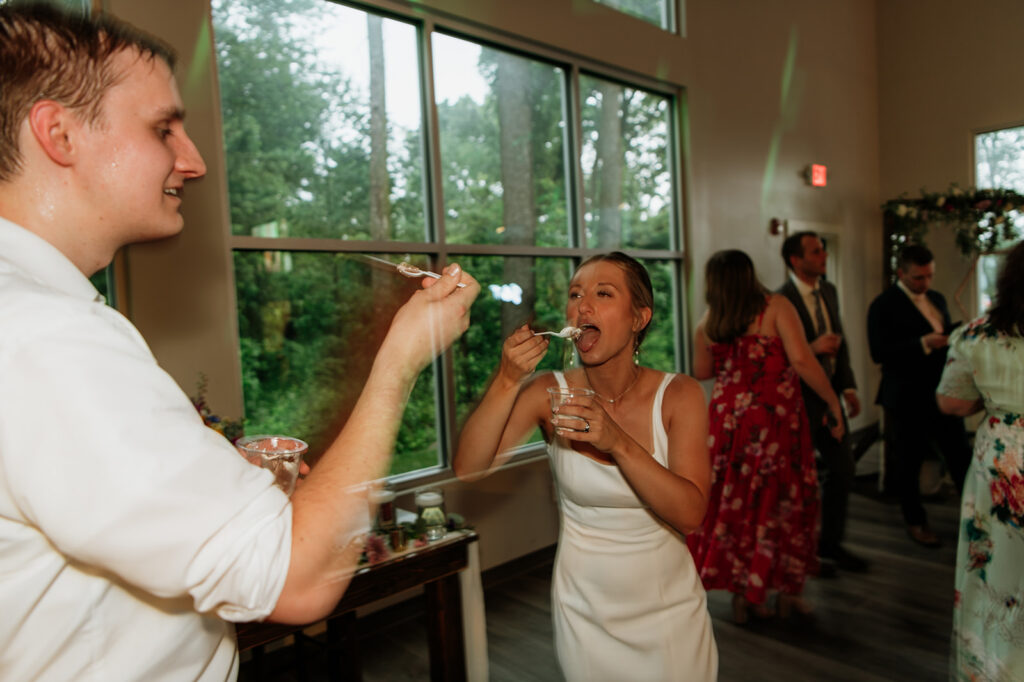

{"left": 813, "top": 289, "right": 834, "bottom": 378}
{"left": 812, "top": 289, "right": 827, "bottom": 335}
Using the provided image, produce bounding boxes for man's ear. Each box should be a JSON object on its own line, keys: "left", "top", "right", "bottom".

{"left": 27, "top": 100, "right": 79, "bottom": 167}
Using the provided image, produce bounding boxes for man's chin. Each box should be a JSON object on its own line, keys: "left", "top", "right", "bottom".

{"left": 136, "top": 217, "right": 186, "bottom": 244}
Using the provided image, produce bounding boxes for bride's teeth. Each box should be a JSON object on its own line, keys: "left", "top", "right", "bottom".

{"left": 164, "top": 188, "right": 179, "bottom": 197}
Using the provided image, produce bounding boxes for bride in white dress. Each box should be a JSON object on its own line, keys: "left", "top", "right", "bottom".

{"left": 455, "top": 253, "right": 718, "bottom": 681}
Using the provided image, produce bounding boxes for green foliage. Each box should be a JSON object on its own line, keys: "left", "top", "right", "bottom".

{"left": 215, "top": 0, "right": 683, "bottom": 478}
{"left": 883, "top": 185, "right": 1024, "bottom": 258}
{"left": 580, "top": 77, "right": 674, "bottom": 250}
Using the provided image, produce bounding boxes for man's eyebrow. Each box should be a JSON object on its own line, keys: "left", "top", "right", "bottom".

{"left": 154, "top": 106, "right": 186, "bottom": 122}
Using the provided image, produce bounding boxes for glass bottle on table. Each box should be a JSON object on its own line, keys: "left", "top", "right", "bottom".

{"left": 415, "top": 488, "right": 447, "bottom": 541}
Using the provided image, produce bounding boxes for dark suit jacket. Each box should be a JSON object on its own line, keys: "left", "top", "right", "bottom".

{"left": 777, "top": 278, "right": 857, "bottom": 426}
{"left": 866, "top": 284, "right": 953, "bottom": 409}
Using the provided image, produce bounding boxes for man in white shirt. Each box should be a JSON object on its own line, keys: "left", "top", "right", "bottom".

{"left": 867, "top": 244, "right": 969, "bottom": 548}
{"left": 0, "top": 5, "right": 478, "bottom": 680}
{"left": 778, "top": 231, "right": 867, "bottom": 576}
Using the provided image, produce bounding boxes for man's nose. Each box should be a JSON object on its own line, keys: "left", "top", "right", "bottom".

{"left": 175, "top": 131, "right": 207, "bottom": 179}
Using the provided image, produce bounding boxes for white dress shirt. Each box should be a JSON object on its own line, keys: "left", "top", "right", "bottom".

{"left": 0, "top": 217, "right": 292, "bottom": 681}
{"left": 789, "top": 273, "right": 833, "bottom": 334}
{"left": 897, "top": 279, "right": 944, "bottom": 354}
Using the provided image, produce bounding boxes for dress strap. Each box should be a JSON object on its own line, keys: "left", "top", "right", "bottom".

{"left": 650, "top": 372, "right": 675, "bottom": 465}
{"left": 553, "top": 370, "right": 567, "bottom": 390}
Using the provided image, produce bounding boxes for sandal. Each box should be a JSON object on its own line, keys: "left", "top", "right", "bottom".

{"left": 731, "top": 594, "right": 750, "bottom": 625}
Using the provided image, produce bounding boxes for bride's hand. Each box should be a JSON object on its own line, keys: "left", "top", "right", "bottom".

{"left": 497, "top": 324, "right": 548, "bottom": 385}
{"left": 552, "top": 397, "right": 626, "bottom": 455}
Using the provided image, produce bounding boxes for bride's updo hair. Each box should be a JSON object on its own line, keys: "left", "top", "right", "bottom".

{"left": 577, "top": 252, "right": 654, "bottom": 350}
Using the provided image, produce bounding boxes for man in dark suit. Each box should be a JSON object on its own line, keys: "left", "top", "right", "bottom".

{"left": 867, "top": 244, "right": 971, "bottom": 547}
{"left": 779, "top": 231, "right": 867, "bottom": 575}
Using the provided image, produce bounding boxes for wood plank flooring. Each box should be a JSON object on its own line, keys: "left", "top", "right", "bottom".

{"left": 240, "top": 475, "right": 961, "bottom": 681}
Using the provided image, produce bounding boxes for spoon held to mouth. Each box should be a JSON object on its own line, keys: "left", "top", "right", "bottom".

{"left": 532, "top": 326, "right": 582, "bottom": 339}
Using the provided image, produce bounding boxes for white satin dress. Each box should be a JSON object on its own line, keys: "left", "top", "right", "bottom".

{"left": 547, "top": 371, "right": 718, "bottom": 682}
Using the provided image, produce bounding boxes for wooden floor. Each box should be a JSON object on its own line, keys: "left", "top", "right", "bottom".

{"left": 241, "top": 474, "right": 961, "bottom": 681}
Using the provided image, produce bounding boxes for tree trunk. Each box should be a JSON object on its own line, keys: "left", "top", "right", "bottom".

{"left": 368, "top": 15, "right": 390, "bottom": 243}
{"left": 594, "top": 81, "right": 624, "bottom": 249}
{"left": 496, "top": 53, "right": 537, "bottom": 337}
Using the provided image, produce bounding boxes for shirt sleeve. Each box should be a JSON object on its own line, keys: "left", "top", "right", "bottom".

{"left": 0, "top": 301, "right": 291, "bottom": 622}
{"left": 937, "top": 325, "right": 981, "bottom": 403}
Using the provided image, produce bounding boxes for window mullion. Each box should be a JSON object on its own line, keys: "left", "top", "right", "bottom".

{"left": 567, "top": 64, "right": 586, "bottom": 251}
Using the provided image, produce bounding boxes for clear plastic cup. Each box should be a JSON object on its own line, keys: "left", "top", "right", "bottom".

{"left": 546, "top": 386, "right": 595, "bottom": 432}
{"left": 237, "top": 435, "right": 308, "bottom": 496}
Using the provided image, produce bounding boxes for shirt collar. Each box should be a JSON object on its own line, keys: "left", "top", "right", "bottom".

{"left": 896, "top": 279, "right": 925, "bottom": 303}
{"left": 789, "top": 271, "right": 819, "bottom": 296}
{"left": 0, "top": 216, "right": 102, "bottom": 303}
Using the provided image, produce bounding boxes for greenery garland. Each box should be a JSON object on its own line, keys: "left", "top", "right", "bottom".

{"left": 882, "top": 184, "right": 1024, "bottom": 257}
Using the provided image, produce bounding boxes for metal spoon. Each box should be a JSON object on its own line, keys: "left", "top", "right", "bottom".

{"left": 395, "top": 262, "right": 468, "bottom": 288}
{"left": 355, "top": 254, "right": 467, "bottom": 288}
{"left": 532, "top": 326, "right": 582, "bottom": 339}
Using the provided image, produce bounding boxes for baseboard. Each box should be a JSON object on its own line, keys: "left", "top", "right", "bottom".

{"left": 481, "top": 544, "right": 556, "bottom": 590}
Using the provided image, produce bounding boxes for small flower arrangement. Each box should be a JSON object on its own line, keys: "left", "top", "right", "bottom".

{"left": 883, "top": 184, "right": 1024, "bottom": 257}
{"left": 190, "top": 373, "right": 245, "bottom": 443}
{"left": 358, "top": 513, "right": 471, "bottom": 566}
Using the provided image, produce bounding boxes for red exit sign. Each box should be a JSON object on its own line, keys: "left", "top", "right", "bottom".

{"left": 808, "top": 164, "right": 827, "bottom": 187}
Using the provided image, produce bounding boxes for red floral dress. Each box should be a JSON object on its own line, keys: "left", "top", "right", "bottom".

{"left": 687, "top": 332, "right": 820, "bottom": 605}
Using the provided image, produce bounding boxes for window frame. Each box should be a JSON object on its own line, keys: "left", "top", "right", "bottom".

{"left": 223, "top": 0, "right": 691, "bottom": 486}
{"left": 972, "top": 120, "right": 1024, "bottom": 315}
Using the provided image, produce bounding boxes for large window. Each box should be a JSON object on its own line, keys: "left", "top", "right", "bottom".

{"left": 592, "top": 0, "right": 675, "bottom": 32}
{"left": 974, "top": 126, "right": 1024, "bottom": 311}
{"left": 213, "top": 0, "right": 686, "bottom": 480}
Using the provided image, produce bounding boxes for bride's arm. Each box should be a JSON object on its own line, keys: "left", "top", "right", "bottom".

{"left": 453, "top": 325, "right": 552, "bottom": 481}
{"left": 624, "top": 375, "right": 710, "bottom": 533}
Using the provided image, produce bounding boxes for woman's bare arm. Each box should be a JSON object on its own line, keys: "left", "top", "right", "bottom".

{"left": 453, "top": 325, "right": 551, "bottom": 481}
{"left": 773, "top": 295, "right": 844, "bottom": 439}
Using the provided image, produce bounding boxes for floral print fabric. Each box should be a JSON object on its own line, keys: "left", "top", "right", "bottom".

{"left": 687, "top": 333, "right": 819, "bottom": 605}
{"left": 939, "top": 317, "right": 1024, "bottom": 682}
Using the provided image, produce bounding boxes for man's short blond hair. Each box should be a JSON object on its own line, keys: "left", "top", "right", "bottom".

{"left": 0, "top": 3, "right": 176, "bottom": 181}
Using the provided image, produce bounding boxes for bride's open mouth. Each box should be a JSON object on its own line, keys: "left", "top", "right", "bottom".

{"left": 575, "top": 323, "right": 600, "bottom": 353}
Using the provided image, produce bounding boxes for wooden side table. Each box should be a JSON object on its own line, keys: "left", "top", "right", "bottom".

{"left": 236, "top": 530, "right": 479, "bottom": 681}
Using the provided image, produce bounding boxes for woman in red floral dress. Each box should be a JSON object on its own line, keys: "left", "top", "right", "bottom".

{"left": 687, "top": 250, "right": 844, "bottom": 624}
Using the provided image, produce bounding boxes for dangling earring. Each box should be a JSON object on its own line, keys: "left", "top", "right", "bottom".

{"left": 564, "top": 343, "right": 577, "bottom": 369}
{"left": 633, "top": 339, "right": 641, "bottom": 366}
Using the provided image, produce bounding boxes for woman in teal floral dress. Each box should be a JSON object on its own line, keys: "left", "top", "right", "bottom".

{"left": 938, "top": 242, "right": 1024, "bottom": 681}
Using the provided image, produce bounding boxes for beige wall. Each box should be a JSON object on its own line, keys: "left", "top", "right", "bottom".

{"left": 103, "top": 0, "right": 243, "bottom": 420}
{"left": 878, "top": 0, "right": 1024, "bottom": 320}
{"left": 99, "top": 0, "right": 1018, "bottom": 571}
{"left": 684, "top": 0, "right": 881, "bottom": 424}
